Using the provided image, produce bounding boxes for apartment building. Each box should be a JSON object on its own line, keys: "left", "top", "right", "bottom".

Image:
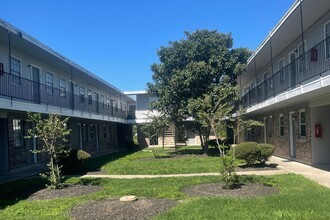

{"left": 240, "top": 0, "right": 330, "bottom": 165}
{"left": 0, "top": 19, "right": 134, "bottom": 173}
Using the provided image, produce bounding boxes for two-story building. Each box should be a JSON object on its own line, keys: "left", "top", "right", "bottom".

{"left": 240, "top": 0, "right": 330, "bottom": 166}
{"left": 0, "top": 19, "right": 134, "bottom": 174}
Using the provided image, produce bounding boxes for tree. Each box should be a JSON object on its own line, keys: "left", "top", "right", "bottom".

{"left": 229, "top": 106, "right": 263, "bottom": 144}
{"left": 27, "top": 113, "right": 71, "bottom": 189}
{"left": 148, "top": 29, "right": 251, "bottom": 153}
{"left": 140, "top": 114, "right": 170, "bottom": 148}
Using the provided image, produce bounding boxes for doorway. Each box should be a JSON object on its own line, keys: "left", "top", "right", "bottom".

{"left": 31, "top": 66, "right": 40, "bottom": 104}
{"left": 0, "top": 118, "right": 8, "bottom": 172}
{"left": 289, "top": 112, "right": 296, "bottom": 158}
{"left": 25, "top": 121, "right": 37, "bottom": 165}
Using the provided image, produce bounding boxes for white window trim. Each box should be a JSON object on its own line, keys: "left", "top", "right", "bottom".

{"left": 297, "top": 40, "right": 307, "bottom": 74}
{"left": 278, "top": 57, "right": 285, "bottom": 83}
{"left": 299, "top": 109, "right": 306, "bottom": 138}
{"left": 279, "top": 113, "right": 284, "bottom": 137}
{"left": 59, "top": 77, "right": 66, "bottom": 97}
{"left": 324, "top": 20, "right": 330, "bottom": 59}
{"left": 45, "top": 71, "right": 54, "bottom": 95}
{"left": 10, "top": 56, "right": 22, "bottom": 86}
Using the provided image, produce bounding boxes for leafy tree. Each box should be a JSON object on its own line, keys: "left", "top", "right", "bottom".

{"left": 140, "top": 114, "right": 170, "bottom": 148}
{"left": 148, "top": 29, "right": 251, "bottom": 153}
{"left": 27, "top": 113, "right": 71, "bottom": 189}
{"left": 229, "top": 106, "right": 263, "bottom": 144}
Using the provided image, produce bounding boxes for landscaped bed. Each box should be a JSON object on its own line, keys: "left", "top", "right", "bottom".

{"left": 1, "top": 174, "right": 330, "bottom": 219}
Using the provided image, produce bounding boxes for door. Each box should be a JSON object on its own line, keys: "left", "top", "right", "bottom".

{"left": 289, "top": 112, "right": 296, "bottom": 158}
{"left": 95, "top": 93, "right": 99, "bottom": 114}
{"left": 0, "top": 118, "right": 8, "bottom": 172}
{"left": 290, "top": 52, "right": 297, "bottom": 88}
{"left": 264, "top": 73, "right": 268, "bottom": 99}
{"left": 31, "top": 66, "right": 40, "bottom": 104}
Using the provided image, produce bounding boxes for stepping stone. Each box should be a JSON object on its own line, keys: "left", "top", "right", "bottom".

{"left": 119, "top": 195, "right": 138, "bottom": 202}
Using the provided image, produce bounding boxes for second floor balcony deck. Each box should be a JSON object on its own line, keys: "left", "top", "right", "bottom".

{"left": 242, "top": 38, "right": 330, "bottom": 109}
{"left": 0, "top": 71, "right": 128, "bottom": 120}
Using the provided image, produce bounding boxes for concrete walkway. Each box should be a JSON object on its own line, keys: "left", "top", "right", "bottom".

{"left": 269, "top": 156, "right": 330, "bottom": 188}
{"left": 80, "top": 169, "right": 288, "bottom": 179}
{"left": 80, "top": 156, "right": 330, "bottom": 189}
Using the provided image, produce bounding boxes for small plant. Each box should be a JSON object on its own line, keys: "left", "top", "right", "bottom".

{"left": 219, "top": 156, "right": 238, "bottom": 189}
{"left": 60, "top": 149, "right": 91, "bottom": 174}
{"left": 256, "top": 144, "right": 275, "bottom": 164}
{"left": 27, "top": 113, "right": 71, "bottom": 189}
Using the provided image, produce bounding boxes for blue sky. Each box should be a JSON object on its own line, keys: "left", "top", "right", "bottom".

{"left": 2, "top": 0, "right": 294, "bottom": 91}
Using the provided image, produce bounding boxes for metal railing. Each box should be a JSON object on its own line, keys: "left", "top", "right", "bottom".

{"left": 0, "top": 71, "right": 128, "bottom": 119}
{"left": 242, "top": 38, "right": 330, "bottom": 108}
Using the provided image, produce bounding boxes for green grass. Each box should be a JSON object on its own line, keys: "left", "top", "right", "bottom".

{"left": 1, "top": 174, "right": 330, "bottom": 219}
{"left": 85, "top": 146, "right": 222, "bottom": 174}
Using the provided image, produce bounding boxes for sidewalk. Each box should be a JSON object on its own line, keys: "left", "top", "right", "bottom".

{"left": 269, "top": 156, "right": 330, "bottom": 188}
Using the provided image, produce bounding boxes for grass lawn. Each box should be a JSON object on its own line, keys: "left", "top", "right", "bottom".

{"left": 1, "top": 174, "right": 330, "bottom": 219}
{"left": 85, "top": 146, "right": 222, "bottom": 174}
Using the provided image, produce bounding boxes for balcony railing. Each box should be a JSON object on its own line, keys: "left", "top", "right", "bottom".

{"left": 0, "top": 71, "right": 128, "bottom": 120}
{"left": 242, "top": 38, "right": 330, "bottom": 108}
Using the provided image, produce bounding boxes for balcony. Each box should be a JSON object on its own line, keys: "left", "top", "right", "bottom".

{"left": 0, "top": 71, "right": 128, "bottom": 120}
{"left": 242, "top": 38, "right": 330, "bottom": 108}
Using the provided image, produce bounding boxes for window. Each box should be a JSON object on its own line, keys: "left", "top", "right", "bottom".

{"left": 100, "top": 95, "right": 104, "bottom": 109}
{"left": 279, "top": 58, "right": 285, "bottom": 83}
{"left": 59, "top": 77, "right": 66, "bottom": 97}
{"left": 299, "top": 110, "right": 306, "bottom": 138}
{"left": 325, "top": 21, "right": 330, "bottom": 59}
{"left": 13, "top": 119, "right": 23, "bottom": 147}
{"left": 123, "top": 104, "right": 126, "bottom": 112}
{"left": 10, "top": 57, "right": 21, "bottom": 85}
{"left": 83, "top": 124, "right": 88, "bottom": 142}
{"left": 103, "top": 126, "right": 107, "bottom": 139}
{"left": 46, "top": 72, "right": 54, "bottom": 95}
{"left": 90, "top": 125, "right": 95, "bottom": 140}
{"left": 80, "top": 86, "right": 85, "bottom": 102}
{"left": 279, "top": 114, "right": 284, "bottom": 137}
{"left": 88, "top": 89, "right": 93, "bottom": 105}
{"left": 298, "top": 41, "right": 307, "bottom": 73}
{"left": 112, "top": 100, "right": 118, "bottom": 112}
{"left": 106, "top": 98, "right": 110, "bottom": 110}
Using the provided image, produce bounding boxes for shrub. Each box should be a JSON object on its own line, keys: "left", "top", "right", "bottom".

{"left": 231, "top": 142, "right": 274, "bottom": 165}
{"left": 256, "top": 144, "right": 275, "bottom": 164}
{"left": 219, "top": 156, "right": 238, "bottom": 189}
{"left": 60, "top": 149, "right": 91, "bottom": 174}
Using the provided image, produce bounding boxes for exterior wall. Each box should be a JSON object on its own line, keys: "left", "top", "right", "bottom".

{"left": 241, "top": 103, "right": 312, "bottom": 164}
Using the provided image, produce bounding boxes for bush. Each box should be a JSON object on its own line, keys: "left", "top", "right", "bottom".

{"left": 231, "top": 142, "right": 274, "bottom": 165}
{"left": 219, "top": 156, "right": 238, "bottom": 189}
{"left": 256, "top": 144, "right": 275, "bottom": 164}
{"left": 60, "top": 149, "right": 91, "bottom": 174}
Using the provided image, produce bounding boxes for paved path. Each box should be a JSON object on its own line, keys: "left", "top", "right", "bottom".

{"left": 80, "top": 169, "right": 288, "bottom": 179}
{"left": 80, "top": 156, "right": 330, "bottom": 189}
{"left": 269, "top": 156, "right": 330, "bottom": 188}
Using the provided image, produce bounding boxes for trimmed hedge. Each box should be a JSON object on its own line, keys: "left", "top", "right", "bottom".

{"left": 60, "top": 149, "right": 91, "bottom": 174}
{"left": 230, "top": 142, "right": 275, "bottom": 165}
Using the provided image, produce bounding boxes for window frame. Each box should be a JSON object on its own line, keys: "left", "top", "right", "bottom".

{"left": 298, "top": 40, "right": 307, "bottom": 74}
{"left": 13, "top": 119, "right": 23, "bottom": 147}
{"left": 10, "top": 56, "right": 22, "bottom": 86}
{"left": 100, "top": 94, "right": 105, "bottom": 109}
{"left": 299, "top": 109, "right": 306, "bottom": 138}
{"left": 59, "top": 77, "right": 66, "bottom": 97}
{"left": 278, "top": 58, "right": 285, "bottom": 83}
{"left": 88, "top": 89, "right": 93, "bottom": 105}
{"left": 324, "top": 20, "right": 330, "bottom": 59}
{"left": 80, "top": 86, "right": 85, "bottom": 103}
{"left": 45, "top": 71, "right": 54, "bottom": 95}
{"left": 279, "top": 113, "right": 284, "bottom": 137}
{"left": 90, "top": 124, "right": 95, "bottom": 140}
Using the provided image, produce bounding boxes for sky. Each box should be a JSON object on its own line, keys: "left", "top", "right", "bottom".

{"left": 2, "top": 0, "right": 294, "bottom": 92}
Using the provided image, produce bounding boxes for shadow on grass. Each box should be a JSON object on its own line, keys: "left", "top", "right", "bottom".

{"left": 0, "top": 178, "right": 47, "bottom": 209}
{"left": 170, "top": 147, "right": 221, "bottom": 157}
{"left": 81, "top": 149, "right": 141, "bottom": 174}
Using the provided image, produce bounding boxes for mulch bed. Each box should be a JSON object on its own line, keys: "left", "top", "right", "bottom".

{"left": 70, "top": 198, "right": 177, "bottom": 220}
{"left": 183, "top": 183, "right": 278, "bottom": 198}
{"left": 236, "top": 163, "right": 279, "bottom": 172}
{"left": 27, "top": 184, "right": 101, "bottom": 201}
